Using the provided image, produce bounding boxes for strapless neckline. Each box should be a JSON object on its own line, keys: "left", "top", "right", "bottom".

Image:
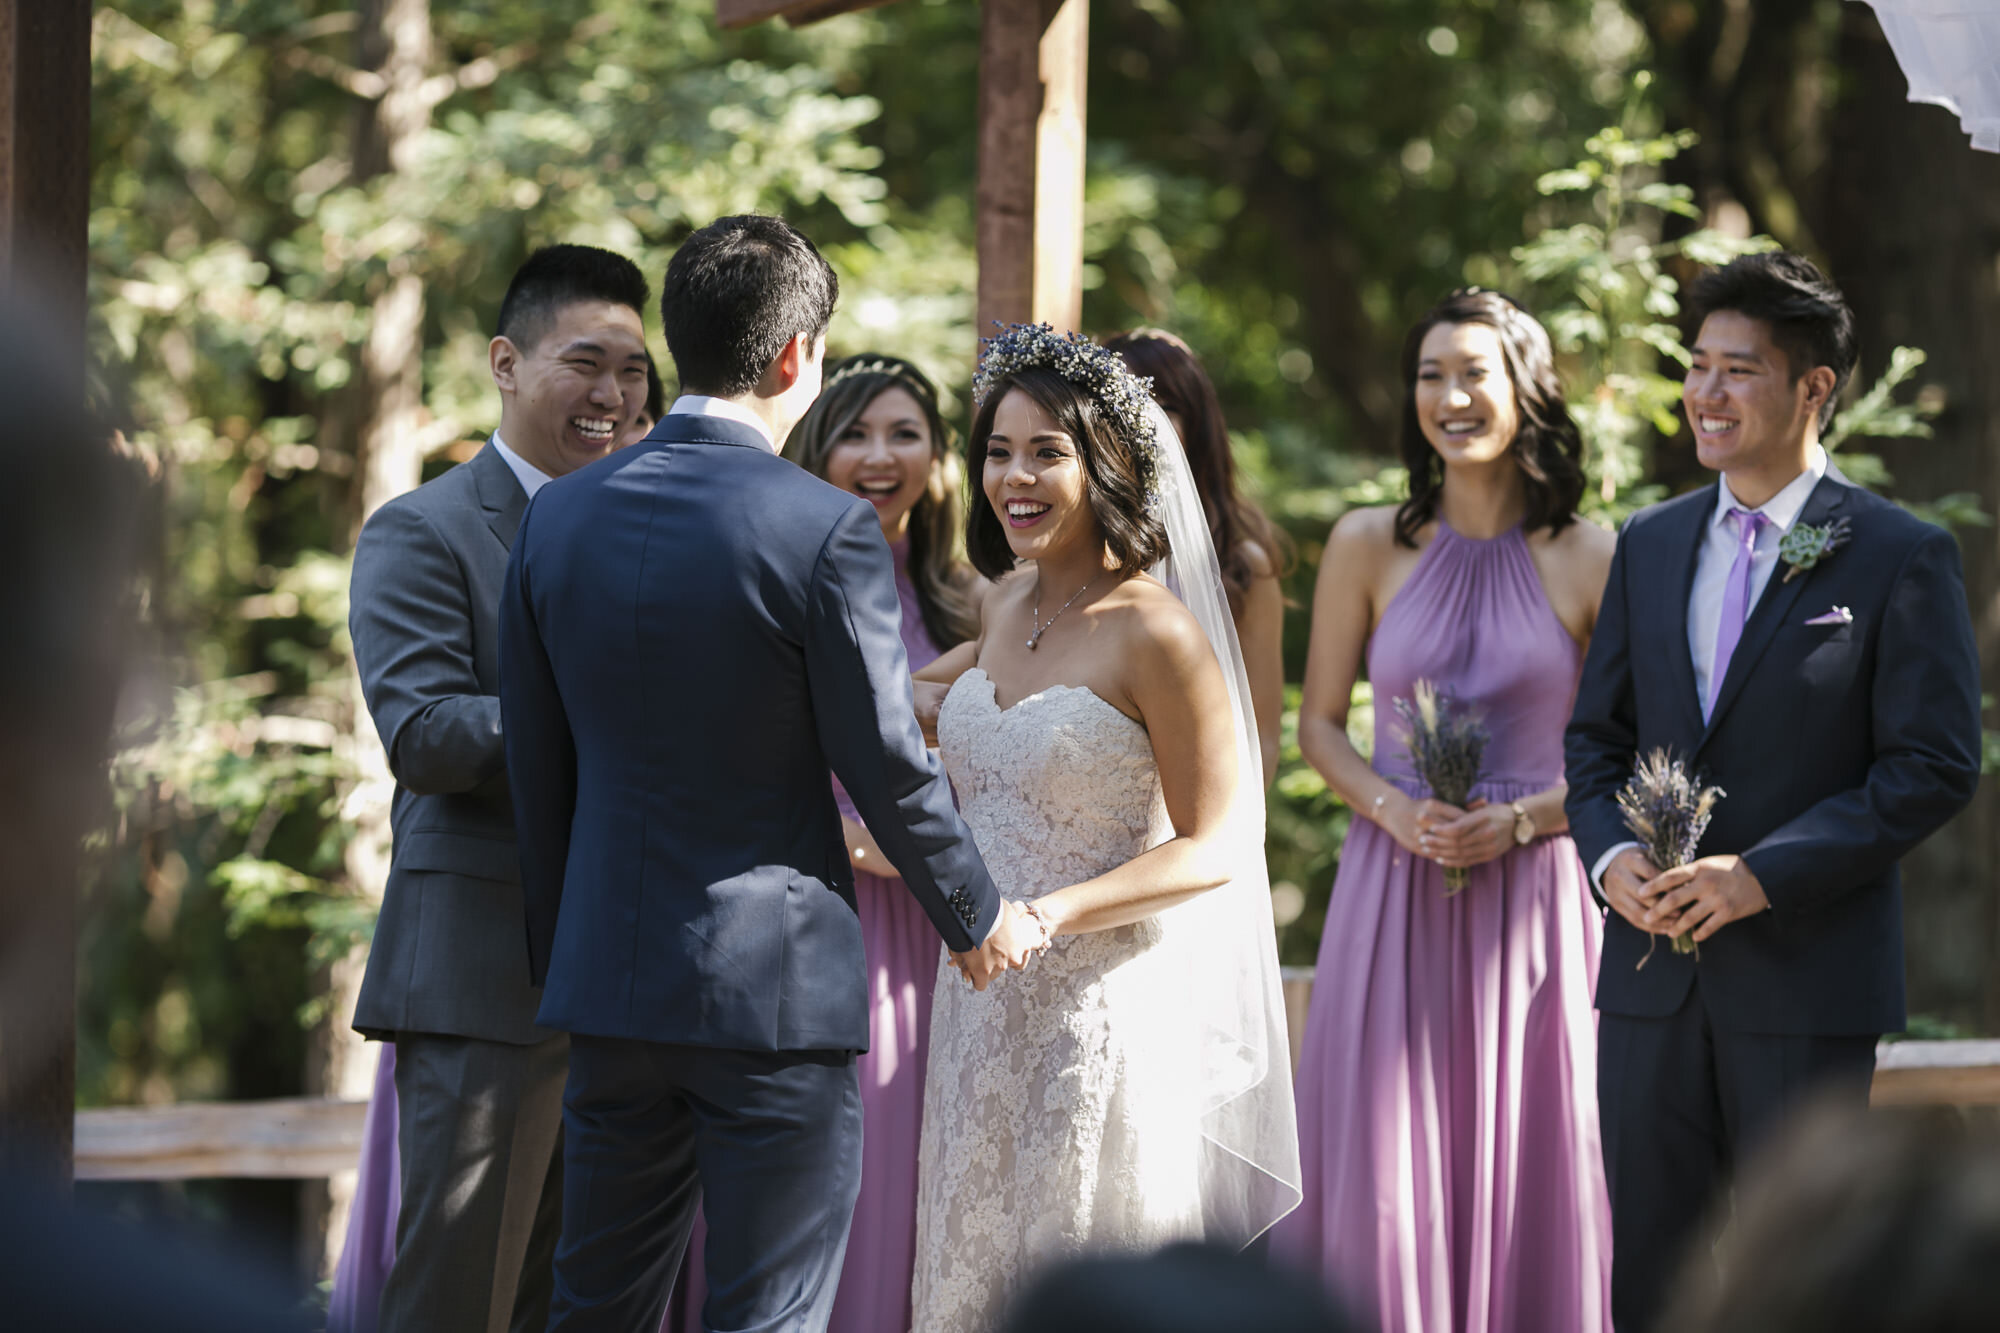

{"left": 958, "top": 666, "right": 1144, "bottom": 733}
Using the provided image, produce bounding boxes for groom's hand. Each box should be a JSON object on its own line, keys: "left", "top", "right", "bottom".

{"left": 952, "top": 899, "right": 1046, "bottom": 990}
{"left": 1644, "top": 854, "right": 1769, "bottom": 943}
{"left": 1602, "top": 847, "right": 1664, "bottom": 934}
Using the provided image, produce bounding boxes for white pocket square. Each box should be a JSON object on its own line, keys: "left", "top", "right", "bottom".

{"left": 1805, "top": 606, "right": 1853, "bottom": 626}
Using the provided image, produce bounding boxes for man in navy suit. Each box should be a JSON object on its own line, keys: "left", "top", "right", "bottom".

{"left": 499, "top": 215, "right": 1041, "bottom": 1333}
{"left": 1565, "top": 252, "right": 1982, "bottom": 1331}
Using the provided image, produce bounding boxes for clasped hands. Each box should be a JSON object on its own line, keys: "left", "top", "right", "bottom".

{"left": 950, "top": 898, "right": 1055, "bottom": 991}
{"left": 1380, "top": 794, "right": 1514, "bottom": 871}
{"left": 1602, "top": 847, "right": 1769, "bottom": 944}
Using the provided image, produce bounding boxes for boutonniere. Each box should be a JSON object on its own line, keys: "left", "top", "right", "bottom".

{"left": 1779, "top": 516, "right": 1852, "bottom": 584}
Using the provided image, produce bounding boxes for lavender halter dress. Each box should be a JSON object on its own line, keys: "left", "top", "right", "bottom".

{"left": 333, "top": 539, "right": 950, "bottom": 1333}
{"left": 664, "top": 536, "right": 946, "bottom": 1333}
{"left": 1271, "top": 521, "right": 1613, "bottom": 1333}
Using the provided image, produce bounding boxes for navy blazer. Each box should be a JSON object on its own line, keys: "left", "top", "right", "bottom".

{"left": 499, "top": 412, "right": 1001, "bottom": 1052}
{"left": 1565, "top": 474, "right": 1981, "bottom": 1035}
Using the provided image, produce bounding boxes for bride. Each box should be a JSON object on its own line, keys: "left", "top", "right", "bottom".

{"left": 908, "top": 326, "right": 1300, "bottom": 1332}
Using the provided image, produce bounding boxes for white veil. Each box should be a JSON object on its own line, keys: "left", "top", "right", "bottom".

{"left": 1142, "top": 399, "right": 1303, "bottom": 1243}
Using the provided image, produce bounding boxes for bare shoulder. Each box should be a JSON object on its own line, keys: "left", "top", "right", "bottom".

{"left": 1326, "top": 504, "right": 1398, "bottom": 564}
{"left": 1237, "top": 537, "right": 1277, "bottom": 582}
{"left": 1099, "top": 574, "right": 1212, "bottom": 672}
{"left": 1316, "top": 505, "right": 1404, "bottom": 599}
{"left": 1544, "top": 515, "right": 1616, "bottom": 583}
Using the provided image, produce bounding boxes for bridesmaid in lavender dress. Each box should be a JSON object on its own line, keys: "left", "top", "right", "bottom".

{"left": 1272, "top": 290, "right": 1616, "bottom": 1332}
{"left": 664, "top": 353, "right": 985, "bottom": 1333}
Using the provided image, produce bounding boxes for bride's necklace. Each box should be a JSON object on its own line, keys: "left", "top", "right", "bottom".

{"left": 1027, "top": 572, "right": 1101, "bottom": 651}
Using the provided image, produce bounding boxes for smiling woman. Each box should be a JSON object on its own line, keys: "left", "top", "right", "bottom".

{"left": 1275, "top": 288, "right": 1616, "bottom": 1331}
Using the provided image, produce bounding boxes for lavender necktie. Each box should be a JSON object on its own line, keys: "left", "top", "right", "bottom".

{"left": 1706, "top": 507, "right": 1769, "bottom": 720}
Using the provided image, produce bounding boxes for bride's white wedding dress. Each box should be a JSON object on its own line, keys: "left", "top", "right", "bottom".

{"left": 908, "top": 667, "right": 1209, "bottom": 1332}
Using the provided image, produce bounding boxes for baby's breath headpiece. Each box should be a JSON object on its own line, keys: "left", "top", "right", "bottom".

{"left": 972, "top": 323, "right": 1161, "bottom": 506}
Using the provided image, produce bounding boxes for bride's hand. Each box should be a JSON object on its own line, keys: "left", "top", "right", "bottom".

{"left": 950, "top": 899, "right": 1052, "bottom": 990}
{"left": 1377, "top": 791, "right": 1465, "bottom": 858}
{"left": 914, "top": 680, "right": 950, "bottom": 746}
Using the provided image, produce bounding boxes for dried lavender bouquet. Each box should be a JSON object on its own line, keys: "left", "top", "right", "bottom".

{"left": 1615, "top": 749, "right": 1725, "bottom": 964}
{"left": 1392, "top": 679, "right": 1489, "bottom": 894}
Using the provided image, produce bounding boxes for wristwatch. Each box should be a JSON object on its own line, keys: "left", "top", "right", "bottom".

{"left": 1510, "top": 801, "right": 1535, "bottom": 846}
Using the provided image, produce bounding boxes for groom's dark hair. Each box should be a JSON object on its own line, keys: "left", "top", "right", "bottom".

{"left": 1690, "top": 252, "right": 1858, "bottom": 432}
{"left": 659, "top": 215, "right": 838, "bottom": 397}
{"left": 496, "top": 244, "right": 649, "bottom": 352}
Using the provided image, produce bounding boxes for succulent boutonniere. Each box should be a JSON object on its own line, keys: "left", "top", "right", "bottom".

{"left": 1779, "top": 516, "right": 1852, "bottom": 584}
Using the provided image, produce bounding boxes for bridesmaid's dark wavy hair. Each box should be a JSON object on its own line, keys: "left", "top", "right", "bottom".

{"left": 1394, "top": 288, "right": 1586, "bottom": 548}
{"left": 965, "top": 366, "right": 1169, "bottom": 582}
{"left": 1105, "top": 328, "right": 1295, "bottom": 619}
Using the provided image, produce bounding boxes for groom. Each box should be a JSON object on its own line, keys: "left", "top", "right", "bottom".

{"left": 1565, "top": 252, "right": 1982, "bottom": 1331}
{"left": 499, "top": 214, "right": 1040, "bottom": 1333}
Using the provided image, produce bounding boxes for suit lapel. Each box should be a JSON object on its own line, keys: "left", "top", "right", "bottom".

{"left": 1696, "top": 475, "right": 1852, "bottom": 750}
{"left": 469, "top": 440, "right": 529, "bottom": 551}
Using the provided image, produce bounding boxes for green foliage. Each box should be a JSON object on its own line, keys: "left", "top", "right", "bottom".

{"left": 1267, "top": 684, "right": 1372, "bottom": 965}
{"left": 1509, "top": 97, "right": 1773, "bottom": 521}
{"left": 85, "top": 0, "right": 933, "bottom": 1111}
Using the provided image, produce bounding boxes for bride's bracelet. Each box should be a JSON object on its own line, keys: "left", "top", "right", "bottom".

{"left": 1020, "top": 900, "right": 1056, "bottom": 955}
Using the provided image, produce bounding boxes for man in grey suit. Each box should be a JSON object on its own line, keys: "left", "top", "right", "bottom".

{"left": 350, "top": 245, "right": 652, "bottom": 1333}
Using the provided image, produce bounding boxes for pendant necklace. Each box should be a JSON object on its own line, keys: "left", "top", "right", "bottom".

{"left": 1027, "top": 573, "right": 1101, "bottom": 650}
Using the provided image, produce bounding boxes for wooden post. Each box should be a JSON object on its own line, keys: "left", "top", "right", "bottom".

{"left": 0, "top": 0, "right": 91, "bottom": 1187}
{"left": 976, "top": 0, "right": 1088, "bottom": 343}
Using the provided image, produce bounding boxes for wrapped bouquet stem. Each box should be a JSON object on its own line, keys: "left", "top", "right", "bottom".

{"left": 1392, "top": 679, "right": 1489, "bottom": 895}
{"left": 1615, "top": 748, "right": 1725, "bottom": 968}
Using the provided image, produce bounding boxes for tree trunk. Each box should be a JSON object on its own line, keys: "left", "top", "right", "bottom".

{"left": 1820, "top": 7, "right": 2000, "bottom": 1034}
{"left": 306, "top": 0, "right": 434, "bottom": 1283}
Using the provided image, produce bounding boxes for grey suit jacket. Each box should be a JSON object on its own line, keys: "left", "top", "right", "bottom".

{"left": 351, "top": 442, "right": 553, "bottom": 1045}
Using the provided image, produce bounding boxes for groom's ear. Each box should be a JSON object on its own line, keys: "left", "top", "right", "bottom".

{"left": 761, "top": 331, "right": 817, "bottom": 395}
{"left": 490, "top": 335, "right": 523, "bottom": 395}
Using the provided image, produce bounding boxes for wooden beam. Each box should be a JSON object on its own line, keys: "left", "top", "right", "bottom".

{"left": 976, "top": 0, "right": 1088, "bottom": 344}
{"left": 64, "top": 1033, "right": 2000, "bottom": 1187}
{"left": 716, "top": 0, "right": 901, "bottom": 31}
{"left": 75, "top": 1098, "right": 372, "bottom": 1182}
{"left": 0, "top": 0, "right": 91, "bottom": 1189}
{"left": 1870, "top": 1039, "right": 2000, "bottom": 1107}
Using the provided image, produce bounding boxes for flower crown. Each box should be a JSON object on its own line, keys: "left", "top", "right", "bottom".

{"left": 972, "top": 323, "right": 1161, "bottom": 504}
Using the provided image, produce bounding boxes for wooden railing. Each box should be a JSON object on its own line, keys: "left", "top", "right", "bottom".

{"left": 74, "top": 975, "right": 2000, "bottom": 1181}
{"left": 75, "top": 1095, "right": 369, "bottom": 1181}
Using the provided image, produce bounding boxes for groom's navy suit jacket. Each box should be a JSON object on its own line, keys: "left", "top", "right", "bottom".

{"left": 1565, "top": 474, "right": 1981, "bottom": 1035}
{"left": 498, "top": 412, "right": 1000, "bottom": 1053}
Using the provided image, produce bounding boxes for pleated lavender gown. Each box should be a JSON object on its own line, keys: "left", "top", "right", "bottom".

{"left": 665, "top": 537, "right": 946, "bottom": 1333}
{"left": 327, "top": 1043, "right": 400, "bottom": 1333}
{"left": 1272, "top": 520, "right": 1613, "bottom": 1333}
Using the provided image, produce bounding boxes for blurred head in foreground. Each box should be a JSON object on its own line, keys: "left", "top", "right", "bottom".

{"left": 1661, "top": 1100, "right": 2000, "bottom": 1333}
{"left": 0, "top": 295, "right": 143, "bottom": 1180}
{"left": 998, "top": 1243, "right": 1360, "bottom": 1333}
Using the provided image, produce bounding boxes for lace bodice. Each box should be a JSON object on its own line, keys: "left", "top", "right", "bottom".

{"left": 936, "top": 668, "right": 1168, "bottom": 896}
{"left": 911, "top": 668, "right": 1207, "bottom": 1332}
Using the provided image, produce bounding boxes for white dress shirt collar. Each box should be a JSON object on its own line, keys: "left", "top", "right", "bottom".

{"left": 667, "top": 394, "right": 778, "bottom": 453}
{"left": 1711, "top": 442, "right": 1829, "bottom": 536}
{"left": 489, "top": 431, "right": 554, "bottom": 500}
